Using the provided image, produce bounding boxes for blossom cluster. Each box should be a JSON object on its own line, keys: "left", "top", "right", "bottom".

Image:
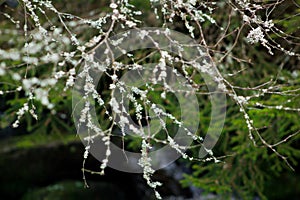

{"left": 0, "top": 0, "right": 299, "bottom": 198}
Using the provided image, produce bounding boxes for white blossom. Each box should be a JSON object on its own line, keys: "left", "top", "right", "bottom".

{"left": 110, "top": 3, "right": 118, "bottom": 9}
{"left": 247, "top": 27, "right": 265, "bottom": 44}
{"left": 109, "top": 97, "right": 121, "bottom": 114}
{"left": 0, "top": 62, "right": 6, "bottom": 76}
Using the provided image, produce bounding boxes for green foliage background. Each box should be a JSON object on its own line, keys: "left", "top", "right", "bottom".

{"left": 0, "top": 0, "right": 299, "bottom": 199}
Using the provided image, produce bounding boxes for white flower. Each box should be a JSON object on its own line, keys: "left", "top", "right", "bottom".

{"left": 23, "top": 56, "right": 39, "bottom": 65}
{"left": 125, "top": 21, "right": 136, "bottom": 28}
{"left": 23, "top": 42, "right": 43, "bottom": 55}
{"left": 41, "top": 53, "right": 60, "bottom": 63}
{"left": 247, "top": 27, "right": 265, "bottom": 44}
{"left": 139, "top": 30, "right": 148, "bottom": 40}
{"left": 109, "top": 97, "right": 121, "bottom": 113}
{"left": 34, "top": 88, "right": 50, "bottom": 106}
{"left": 0, "top": 62, "right": 6, "bottom": 76}
{"left": 40, "top": 78, "right": 57, "bottom": 87}
{"left": 111, "top": 74, "right": 118, "bottom": 81}
{"left": 55, "top": 71, "right": 65, "bottom": 79}
{"left": 109, "top": 3, "right": 118, "bottom": 9}
{"left": 243, "top": 15, "right": 250, "bottom": 23}
{"left": 69, "top": 68, "right": 76, "bottom": 75}
{"left": 109, "top": 84, "right": 116, "bottom": 89}
{"left": 12, "top": 73, "right": 21, "bottom": 81}
{"left": 84, "top": 145, "right": 90, "bottom": 159}
{"left": 22, "top": 78, "right": 34, "bottom": 90}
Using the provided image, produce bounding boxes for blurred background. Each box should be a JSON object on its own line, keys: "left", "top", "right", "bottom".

{"left": 0, "top": 0, "right": 299, "bottom": 199}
